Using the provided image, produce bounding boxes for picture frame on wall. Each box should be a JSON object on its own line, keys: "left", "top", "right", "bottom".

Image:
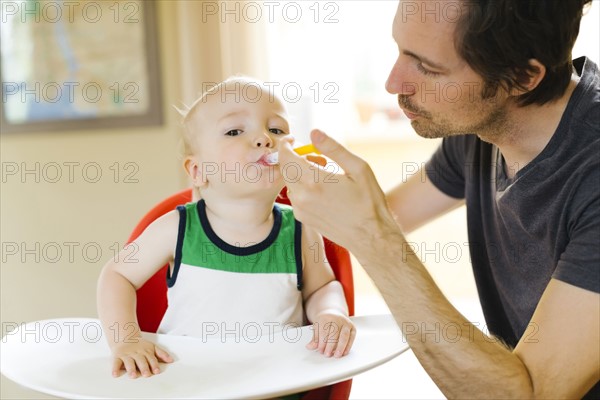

{"left": 0, "top": 0, "right": 162, "bottom": 133}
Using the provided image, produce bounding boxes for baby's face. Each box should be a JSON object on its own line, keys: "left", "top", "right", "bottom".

{"left": 189, "top": 81, "right": 291, "bottom": 196}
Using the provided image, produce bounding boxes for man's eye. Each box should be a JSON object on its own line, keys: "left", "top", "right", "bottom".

{"left": 225, "top": 129, "right": 243, "bottom": 136}
{"left": 416, "top": 62, "right": 440, "bottom": 77}
{"left": 269, "top": 128, "right": 287, "bottom": 135}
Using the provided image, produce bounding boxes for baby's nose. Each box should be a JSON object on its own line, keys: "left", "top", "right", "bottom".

{"left": 254, "top": 134, "right": 273, "bottom": 148}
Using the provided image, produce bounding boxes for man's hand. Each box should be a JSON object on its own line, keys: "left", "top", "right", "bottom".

{"left": 279, "top": 129, "right": 397, "bottom": 254}
{"left": 306, "top": 310, "right": 356, "bottom": 358}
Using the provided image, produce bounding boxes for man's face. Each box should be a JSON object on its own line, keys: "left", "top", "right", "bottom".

{"left": 386, "top": 0, "right": 510, "bottom": 139}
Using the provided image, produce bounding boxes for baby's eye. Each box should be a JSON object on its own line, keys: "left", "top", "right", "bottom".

{"left": 225, "top": 129, "right": 243, "bottom": 136}
{"left": 269, "top": 128, "right": 288, "bottom": 135}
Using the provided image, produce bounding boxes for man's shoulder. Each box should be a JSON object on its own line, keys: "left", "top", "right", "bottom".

{"left": 570, "top": 57, "right": 600, "bottom": 132}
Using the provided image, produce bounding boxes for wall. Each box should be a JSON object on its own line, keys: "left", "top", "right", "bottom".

{"left": 0, "top": 2, "right": 185, "bottom": 398}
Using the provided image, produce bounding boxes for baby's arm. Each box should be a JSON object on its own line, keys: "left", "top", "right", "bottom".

{"left": 301, "top": 225, "right": 356, "bottom": 358}
{"left": 97, "top": 210, "right": 179, "bottom": 378}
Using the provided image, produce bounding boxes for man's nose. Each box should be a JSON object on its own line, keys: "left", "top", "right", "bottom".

{"left": 385, "top": 58, "right": 417, "bottom": 96}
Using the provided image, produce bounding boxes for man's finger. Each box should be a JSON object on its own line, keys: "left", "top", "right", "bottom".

{"left": 278, "top": 136, "right": 295, "bottom": 155}
{"left": 306, "top": 154, "right": 327, "bottom": 167}
{"left": 278, "top": 138, "right": 313, "bottom": 186}
{"left": 310, "top": 129, "right": 365, "bottom": 177}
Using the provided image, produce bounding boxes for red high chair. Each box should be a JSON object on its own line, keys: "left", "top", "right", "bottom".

{"left": 127, "top": 188, "right": 355, "bottom": 399}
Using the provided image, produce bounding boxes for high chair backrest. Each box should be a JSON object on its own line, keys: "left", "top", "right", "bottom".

{"left": 126, "top": 187, "right": 354, "bottom": 399}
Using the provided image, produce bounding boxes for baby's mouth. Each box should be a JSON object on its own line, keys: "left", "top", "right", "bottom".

{"left": 257, "top": 153, "right": 277, "bottom": 166}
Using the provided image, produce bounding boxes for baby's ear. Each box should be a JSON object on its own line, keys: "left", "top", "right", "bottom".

{"left": 183, "top": 157, "right": 208, "bottom": 189}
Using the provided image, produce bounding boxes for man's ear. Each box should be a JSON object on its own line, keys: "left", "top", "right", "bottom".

{"left": 183, "top": 156, "right": 208, "bottom": 189}
{"left": 510, "top": 58, "right": 546, "bottom": 96}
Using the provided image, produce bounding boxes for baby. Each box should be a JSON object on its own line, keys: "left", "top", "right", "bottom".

{"left": 97, "top": 77, "right": 355, "bottom": 378}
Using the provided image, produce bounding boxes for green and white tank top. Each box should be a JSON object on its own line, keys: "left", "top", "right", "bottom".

{"left": 157, "top": 199, "right": 304, "bottom": 338}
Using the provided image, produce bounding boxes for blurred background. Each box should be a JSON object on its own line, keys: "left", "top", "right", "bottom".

{"left": 1, "top": 1, "right": 598, "bottom": 398}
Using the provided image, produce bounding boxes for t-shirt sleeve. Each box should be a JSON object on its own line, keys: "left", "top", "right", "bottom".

{"left": 425, "top": 136, "right": 468, "bottom": 199}
{"left": 553, "top": 170, "right": 600, "bottom": 293}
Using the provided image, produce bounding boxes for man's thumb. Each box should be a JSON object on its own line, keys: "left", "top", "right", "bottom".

{"left": 311, "top": 129, "right": 363, "bottom": 174}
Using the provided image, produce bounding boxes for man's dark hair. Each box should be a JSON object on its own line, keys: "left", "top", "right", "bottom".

{"left": 455, "top": 0, "right": 593, "bottom": 106}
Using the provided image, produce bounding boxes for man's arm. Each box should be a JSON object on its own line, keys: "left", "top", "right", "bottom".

{"left": 386, "top": 171, "right": 463, "bottom": 234}
{"left": 365, "top": 231, "right": 599, "bottom": 398}
{"left": 516, "top": 279, "right": 599, "bottom": 398}
{"left": 279, "top": 129, "right": 599, "bottom": 398}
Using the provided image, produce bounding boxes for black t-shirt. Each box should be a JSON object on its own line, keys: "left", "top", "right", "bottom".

{"left": 425, "top": 56, "right": 599, "bottom": 398}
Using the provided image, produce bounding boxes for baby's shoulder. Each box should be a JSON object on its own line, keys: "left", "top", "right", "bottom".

{"left": 143, "top": 209, "right": 181, "bottom": 239}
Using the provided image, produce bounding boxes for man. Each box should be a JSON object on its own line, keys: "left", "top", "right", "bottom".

{"left": 279, "top": 0, "right": 599, "bottom": 398}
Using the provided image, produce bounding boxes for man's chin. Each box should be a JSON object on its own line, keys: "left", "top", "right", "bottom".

{"left": 411, "top": 120, "right": 446, "bottom": 139}
{"left": 411, "top": 118, "right": 473, "bottom": 139}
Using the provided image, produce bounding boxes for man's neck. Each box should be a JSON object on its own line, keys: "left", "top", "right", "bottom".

{"left": 483, "top": 76, "right": 580, "bottom": 179}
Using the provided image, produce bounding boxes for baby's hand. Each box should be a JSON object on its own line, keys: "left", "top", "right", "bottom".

{"left": 306, "top": 310, "right": 356, "bottom": 358}
{"left": 111, "top": 337, "right": 173, "bottom": 378}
